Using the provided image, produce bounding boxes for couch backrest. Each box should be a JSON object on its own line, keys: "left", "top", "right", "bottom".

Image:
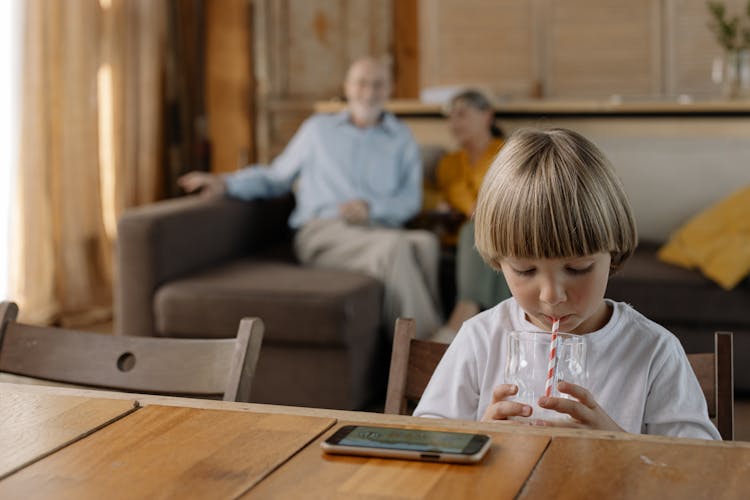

{"left": 420, "top": 144, "right": 447, "bottom": 186}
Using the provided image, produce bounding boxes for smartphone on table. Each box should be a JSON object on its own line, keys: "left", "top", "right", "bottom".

{"left": 321, "top": 424, "right": 491, "bottom": 464}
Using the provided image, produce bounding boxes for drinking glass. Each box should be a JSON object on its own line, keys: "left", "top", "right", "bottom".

{"left": 505, "top": 330, "right": 588, "bottom": 424}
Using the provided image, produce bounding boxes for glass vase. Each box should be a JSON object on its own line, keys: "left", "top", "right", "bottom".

{"left": 718, "top": 49, "right": 750, "bottom": 99}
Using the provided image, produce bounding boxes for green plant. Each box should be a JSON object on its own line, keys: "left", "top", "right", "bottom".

{"left": 707, "top": 1, "right": 750, "bottom": 50}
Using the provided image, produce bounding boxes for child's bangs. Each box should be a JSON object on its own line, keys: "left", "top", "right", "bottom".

{"left": 475, "top": 128, "right": 637, "bottom": 270}
{"left": 491, "top": 178, "right": 618, "bottom": 260}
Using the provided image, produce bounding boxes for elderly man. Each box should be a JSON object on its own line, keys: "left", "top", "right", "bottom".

{"left": 179, "top": 57, "right": 441, "bottom": 339}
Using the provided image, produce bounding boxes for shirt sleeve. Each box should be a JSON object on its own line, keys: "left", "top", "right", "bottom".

{"left": 224, "top": 118, "right": 313, "bottom": 200}
{"left": 366, "top": 136, "right": 422, "bottom": 227}
{"left": 413, "top": 329, "right": 481, "bottom": 421}
{"left": 643, "top": 343, "right": 722, "bottom": 440}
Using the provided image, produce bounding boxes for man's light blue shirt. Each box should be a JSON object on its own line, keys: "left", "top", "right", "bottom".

{"left": 224, "top": 111, "right": 422, "bottom": 229}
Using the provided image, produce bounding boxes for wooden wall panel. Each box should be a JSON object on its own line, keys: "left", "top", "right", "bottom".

{"left": 664, "top": 0, "right": 746, "bottom": 96}
{"left": 345, "top": 0, "right": 393, "bottom": 71}
{"left": 419, "top": 0, "right": 537, "bottom": 98}
{"left": 545, "top": 0, "right": 661, "bottom": 98}
{"left": 286, "top": 0, "right": 345, "bottom": 98}
{"left": 417, "top": 0, "right": 735, "bottom": 100}
{"left": 253, "top": 0, "right": 392, "bottom": 161}
{"left": 393, "top": 0, "right": 419, "bottom": 98}
{"left": 249, "top": 0, "right": 743, "bottom": 163}
{"left": 206, "top": 0, "right": 253, "bottom": 172}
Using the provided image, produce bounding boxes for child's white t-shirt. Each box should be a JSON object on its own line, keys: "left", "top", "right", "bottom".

{"left": 413, "top": 298, "right": 721, "bottom": 440}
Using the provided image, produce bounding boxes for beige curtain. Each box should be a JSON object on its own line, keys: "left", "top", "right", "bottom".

{"left": 11, "top": 0, "right": 166, "bottom": 325}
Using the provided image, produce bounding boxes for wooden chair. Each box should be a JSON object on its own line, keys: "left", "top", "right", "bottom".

{"left": 687, "top": 331, "right": 734, "bottom": 440}
{"left": 0, "top": 301, "right": 264, "bottom": 402}
{"left": 385, "top": 318, "right": 448, "bottom": 415}
{"left": 385, "top": 318, "right": 735, "bottom": 440}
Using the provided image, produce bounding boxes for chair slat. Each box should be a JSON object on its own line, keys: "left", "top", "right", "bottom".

{"left": 385, "top": 318, "right": 415, "bottom": 415}
{"left": 385, "top": 319, "right": 447, "bottom": 414}
{"left": 688, "top": 353, "right": 715, "bottom": 417}
{"left": 0, "top": 301, "right": 264, "bottom": 402}
{"left": 715, "top": 331, "right": 734, "bottom": 440}
{"left": 687, "top": 332, "right": 734, "bottom": 440}
{"left": 404, "top": 339, "right": 448, "bottom": 401}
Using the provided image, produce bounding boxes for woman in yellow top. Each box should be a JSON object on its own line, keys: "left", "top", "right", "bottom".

{"left": 433, "top": 90, "right": 511, "bottom": 342}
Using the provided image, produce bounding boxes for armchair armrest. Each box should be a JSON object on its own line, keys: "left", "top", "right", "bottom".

{"left": 115, "top": 195, "right": 292, "bottom": 336}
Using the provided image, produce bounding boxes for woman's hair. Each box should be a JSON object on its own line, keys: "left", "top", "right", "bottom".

{"left": 474, "top": 128, "right": 638, "bottom": 273}
{"left": 447, "top": 89, "right": 504, "bottom": 138}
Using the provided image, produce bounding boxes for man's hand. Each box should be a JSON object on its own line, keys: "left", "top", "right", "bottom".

{"left": 177, "top": 172, "right": 226, "bottom": 198}
{"left": 538, "top": 381, "right": 625, "bottom": 432}
{"left": 481, "top": 384, "right": 533, "bottom": 421}
{"left": 339, "top": 199, "right": 370, "bottom": 225}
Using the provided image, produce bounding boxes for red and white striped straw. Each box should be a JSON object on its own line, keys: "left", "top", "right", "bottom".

{"left": 544, "top": 318, "right": 561, "bottom": 397}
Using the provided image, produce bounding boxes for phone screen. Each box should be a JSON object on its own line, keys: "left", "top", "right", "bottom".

{"left": 331, "top": 425, "right": 486, "bottom": 454}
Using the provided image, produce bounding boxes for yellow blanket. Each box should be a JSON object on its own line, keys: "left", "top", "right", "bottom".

{"left": 658, "top": 185, "right": 750, "bottom": 290}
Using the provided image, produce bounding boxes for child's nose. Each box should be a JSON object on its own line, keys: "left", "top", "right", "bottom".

{"left": 539, "top": 279, "right": 566, "bottom": 305}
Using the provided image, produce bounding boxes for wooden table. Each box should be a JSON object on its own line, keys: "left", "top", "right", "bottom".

{"left": 0, "top": 390, "right": 136, "bottom": 479}
{"left": 518, "top": 436, "right": 750, "bottom": 500}
{"left": 2, "top": 383, "right": 750, "bottom": 499}
{"left": 0, "top": 400, "right": 335, "bottom": 499}
{"left": 243, "top": 421, "right": 549, "bottom": 499}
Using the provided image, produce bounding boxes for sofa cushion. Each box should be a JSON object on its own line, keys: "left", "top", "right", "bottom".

{"left": 607, "top": 242, "right": 750, "bottom": 326}
{"left": 657, "top": 185, "right": 750, "bottom": 290}
{"left": 154, "top": 258, "right": 382, "bottom": 345}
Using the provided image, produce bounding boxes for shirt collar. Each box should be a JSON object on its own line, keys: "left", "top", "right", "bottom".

{"left": 335, "top": 109, "right": 397, "bottom": 135}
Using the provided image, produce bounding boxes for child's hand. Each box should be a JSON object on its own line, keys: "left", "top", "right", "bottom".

{"left": 481, "top": 384, "right": 533, "bottom": 421}
{"left": 538, "top": 381, "right": 625, "bottom": 432}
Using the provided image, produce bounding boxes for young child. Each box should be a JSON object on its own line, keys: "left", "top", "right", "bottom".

{"left": 414, "top": 128, "right": 720, "bottom": 440}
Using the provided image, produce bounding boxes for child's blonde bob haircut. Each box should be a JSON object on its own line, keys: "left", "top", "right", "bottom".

{"left": 475, "top": 128, "right": 638, "bottom": 273}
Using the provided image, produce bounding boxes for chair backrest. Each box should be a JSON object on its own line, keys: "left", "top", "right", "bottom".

{"left": 385, "top": 318, "right": 734, "bottom": 440}
{"left": 0, "top": 301, "right": 264, "bottom": 402}
{"left": 687, "top": 331, "right": 734, "bottom": 440}
{"left": 385, "top": 318, "right": 448, "bottom": 415}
